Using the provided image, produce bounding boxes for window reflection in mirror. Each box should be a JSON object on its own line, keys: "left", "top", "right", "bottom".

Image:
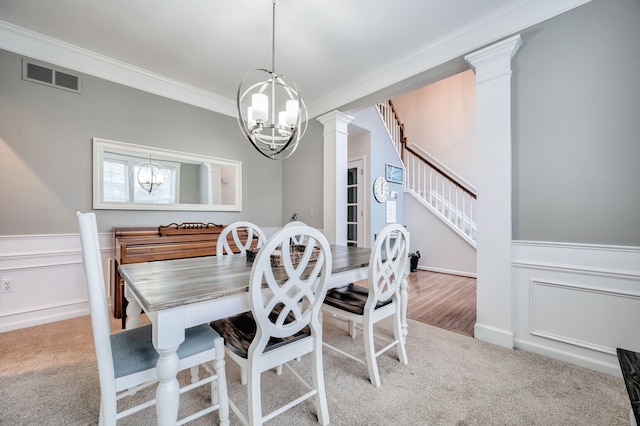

{"left": 93, "top": 138, "right": 242, "bottom": 211}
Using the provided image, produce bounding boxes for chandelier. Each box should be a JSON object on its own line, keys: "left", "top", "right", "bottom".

{"left": 237, "top": 0, "right": 308, "bottom": 160}
{"left": 136, "top": 156, "right": 164, "bottom": 194}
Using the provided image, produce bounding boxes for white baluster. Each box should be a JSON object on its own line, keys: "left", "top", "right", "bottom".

{"left": 469, "top": 195, "right": 473, "bottom": 236}
{"left": 448, "top": 182, "right": 452, "bottom": 221}
{"left": 462, "top": 195, "right": 466, "bottom": 234}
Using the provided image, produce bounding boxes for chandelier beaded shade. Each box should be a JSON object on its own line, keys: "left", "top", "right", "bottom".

{"left": 236, "top": 0, "right": 308, "bottom": 160}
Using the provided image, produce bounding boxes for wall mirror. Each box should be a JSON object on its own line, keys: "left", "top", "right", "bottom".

{"left": 93, "top": 138, "right": 242, "bottom": 211}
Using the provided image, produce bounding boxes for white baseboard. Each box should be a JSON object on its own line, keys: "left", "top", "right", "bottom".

{"left": 474, "top": 322, "right": 514, "bottom": 349}
{"left": 416, "top": 265, "right": 476, "bottom": 278}
{"left": 515, "top": 338, "right": 622, "bottom": 378}
{"left": 0, "top": 305, "right": 90, "bottom": 333}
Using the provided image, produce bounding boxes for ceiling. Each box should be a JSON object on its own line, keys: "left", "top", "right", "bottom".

{"left": 0, "top": 0, "right": 588, "bottom": 118}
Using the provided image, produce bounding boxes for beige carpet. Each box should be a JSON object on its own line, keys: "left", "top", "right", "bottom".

{"left": 0, "top": 314, "right": 630, "bottom": 425}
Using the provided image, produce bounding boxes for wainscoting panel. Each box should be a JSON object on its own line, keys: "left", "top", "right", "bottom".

{"left": 513, "top": 241, "right": 640, "bottom": 376}
{"left": 0, "top": 227, "right": 281, "bottom": 333}
{"left": 0, "top": 233, "right": 112, "bottom": 332}
{"left": 530, "top": 279, "right": 640, "bottom": 355}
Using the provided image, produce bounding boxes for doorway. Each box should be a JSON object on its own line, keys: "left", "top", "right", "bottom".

{"left": 347, "top": 158, "right": 365, "bottom": 247}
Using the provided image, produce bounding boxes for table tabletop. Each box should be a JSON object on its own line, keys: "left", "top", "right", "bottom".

{"left": 119, "top": 244, "right": 372, "bottom": 312}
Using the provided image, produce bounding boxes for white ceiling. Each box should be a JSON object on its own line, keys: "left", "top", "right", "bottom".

{"left": 0, "top": 0, "right": 589, "bottom": 117}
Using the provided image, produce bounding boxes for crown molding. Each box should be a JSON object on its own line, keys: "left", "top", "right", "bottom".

{"left": 308, "top": 0, "right": 592, "bottom": 117}
{"left": 0, "top": 20, "right": 236, "bottom": 117}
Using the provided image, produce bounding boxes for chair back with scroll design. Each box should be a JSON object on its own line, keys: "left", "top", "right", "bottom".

{"left": 322, "top": 223, "right": 409, "bottom": 387}
{"left": 211, "top": 225, "right": 332, "bottom": 425}
{"left": 283, "top": 220, "right": 308, "bottom": 244}
{"left": 216, "top": 221, "right": 266, "bottom": 256}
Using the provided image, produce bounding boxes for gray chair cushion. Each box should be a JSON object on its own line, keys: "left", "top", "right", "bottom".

{"left": 111, "top": 324, "right": 220, "bottom": 378}
{"left": 323, "top": 283, "right": 392, "bottom": 315}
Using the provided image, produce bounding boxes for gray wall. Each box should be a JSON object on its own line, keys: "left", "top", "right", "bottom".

{"left": 281, "top": 119, "right": 325, "bottom": 228}
{"left": 3, "top": 0, "right": 638, "bottom": 246}
{"left": 0, "top": 49, "right": 284, "bottom": 234}
{"left": 512, "top": 0, "right": 640, "bottom": 246}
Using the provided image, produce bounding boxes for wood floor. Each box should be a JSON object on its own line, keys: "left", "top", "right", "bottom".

{"left": 406, "top": 270, "right": 476, "bottom": 337}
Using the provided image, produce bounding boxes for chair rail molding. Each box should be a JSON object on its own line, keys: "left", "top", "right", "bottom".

{"left": 0, "top": 233, "right": 113, "bottom": 332}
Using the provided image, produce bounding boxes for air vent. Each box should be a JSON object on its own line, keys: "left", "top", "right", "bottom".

{"left": 55, "top": 71, "right": 80, "bottom": 91}
{"left": 25, "top": 62, "right": 53, "bottom": 84}
{"left": 22, "top": 59, "right": 82, "bottom": 94}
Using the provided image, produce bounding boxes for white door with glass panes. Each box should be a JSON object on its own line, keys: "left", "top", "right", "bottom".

{"left": 347, "top": 159, "right": 365, "bottom": 247}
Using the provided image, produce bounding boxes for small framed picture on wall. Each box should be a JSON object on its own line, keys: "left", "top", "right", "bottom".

{"left": 386, "top": 164, "right": 404, "bottom": 184}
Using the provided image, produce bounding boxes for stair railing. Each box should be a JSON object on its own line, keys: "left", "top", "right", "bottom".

{"left": 376, "top": 100, "right": 477, "bottom": 246}
{"left": 376, "top": 100, "right": 406, "bottom": 156}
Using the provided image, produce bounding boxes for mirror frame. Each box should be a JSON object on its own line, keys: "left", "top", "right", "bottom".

{"left": 92, "top": 138, "right": 242, "bottom": 211}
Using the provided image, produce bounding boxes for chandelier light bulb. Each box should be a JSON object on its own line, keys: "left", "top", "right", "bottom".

{"left": 247, "top": 106, "right": 256, "bottom": 129}
{"left": 251, "top": 93, "right": 269, "bottom": 122}
{"left": 285, "top": 100, "right": 298, "bottom": 127}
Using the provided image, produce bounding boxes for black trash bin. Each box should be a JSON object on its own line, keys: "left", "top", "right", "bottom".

{"left": 409, "top": 251, "right": 420, "bottom": 272}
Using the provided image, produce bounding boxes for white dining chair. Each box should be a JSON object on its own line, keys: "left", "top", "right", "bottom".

{"left": 322, "top": 223, "right": 409, "bottom": 387}
{"left": 210, "top": 225, "right": 332, "bottom": 425}
{"left": 216, "top": 221, "right": 266, "bottom": 256}
{"left": 76, "top": 212, "right": 230, "bottom": 425}
{"left": 283, "top": 220, "right": 307, "bottom": 244}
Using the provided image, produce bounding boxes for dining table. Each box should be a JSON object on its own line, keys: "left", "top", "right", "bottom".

{"left": 119, "top": 244, "right": 409, "bottom": 426}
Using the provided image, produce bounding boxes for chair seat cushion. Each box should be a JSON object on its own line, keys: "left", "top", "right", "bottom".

{"left": 111, "top": 324, "right": 220, "bottom": 378}
{"left": 323, "top": 283, "right": 392, "bottom": 315}
{"left": 210, "top": 308, "right": 310, "bottom": 359}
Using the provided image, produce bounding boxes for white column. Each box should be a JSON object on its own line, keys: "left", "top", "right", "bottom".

{"left": 465, "top": 34, "right": 522, "bottom": 349}
{"left": 317, "top": 110, "right": 354, "bottom": 245}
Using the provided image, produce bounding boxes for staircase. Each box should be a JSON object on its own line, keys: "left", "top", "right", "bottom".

{"left": 376, "top": 101, "right": 477, "bottom": 248}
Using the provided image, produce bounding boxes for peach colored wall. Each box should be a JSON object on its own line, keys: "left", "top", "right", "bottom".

{"left": 391, "top": 69, "right": 476, "bottom": 184}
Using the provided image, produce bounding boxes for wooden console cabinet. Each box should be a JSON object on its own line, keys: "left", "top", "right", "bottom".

{"left": 112, "top": 222, "right": 240, "bottom": 326}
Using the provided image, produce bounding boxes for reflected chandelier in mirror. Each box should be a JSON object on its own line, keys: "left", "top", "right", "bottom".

{"left": 93, "top": 138, "right": 242, "bottom": 211}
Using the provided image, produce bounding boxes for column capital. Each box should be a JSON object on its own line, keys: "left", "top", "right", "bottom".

{"left": 465, "top": 34, "right": 522, "bottom": 68}
{"left": 465, "top": 34, "right": 522, "bottom": 83}
{"left": 317, "top": 110, "right": 354, "bottom": 133}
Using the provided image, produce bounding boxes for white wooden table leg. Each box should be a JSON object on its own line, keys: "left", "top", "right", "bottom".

{"left": 155, "top": 345, "right": 180, "bottom": 426}
{"left": 124, "top": 285, "right": 142, "bottom": 329}
{"left": 153, "top": 308, "right": 185, "bottom": 426}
